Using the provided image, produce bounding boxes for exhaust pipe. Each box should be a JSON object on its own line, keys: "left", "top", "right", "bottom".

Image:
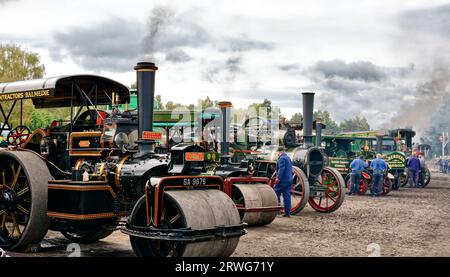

{"left": 134, "top": 62, "right": 158, "bottom": 156}
{"left": 316, "top": 118, "right": 322, "bottom": 147}
{"left": 376, "top": 135, "right": 383, "bottom": 154}
{"left": 218, "top": 101, "right": 232, "bottom": 164}
{"left": 302, "top": 92, "right": 315, "bottom": 147}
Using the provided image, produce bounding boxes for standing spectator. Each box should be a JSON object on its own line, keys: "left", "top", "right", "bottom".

{"left": 371, "top": 154, "right": 388, "bottom": 196}
{"left": 407, "top": 153, "right": 421, "bottom": 188}
{"left": 348, "top": 155, "right": 368, "bottom": 195}
{"left": 418, "top": 154, "right": 426, "bottom": 187}
{"left": 273, "top": 146, "right": 293, "bottom": 217}
{"left": 447, "top": 159, "right": 450, "bottom": 174}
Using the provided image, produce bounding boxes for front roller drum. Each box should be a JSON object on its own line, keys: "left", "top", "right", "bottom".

{"left": 232, "top": 184, "right": 278, "bottom": 226}
{"left": 0, "top": 151, "right": 52, "bottom": 250}
{"left": 129, "top": 189, "right": 241, "bottom": 257}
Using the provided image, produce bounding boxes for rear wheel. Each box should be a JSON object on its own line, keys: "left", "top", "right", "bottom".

{"left": 289, "top": 167, "right": 310, "bottom": 215}
{"left": 381, "top": 177, "right": 392, "bottom": 195}
{"left": 345, "top": 175, "right": 368, "bottom": 195}
{"left": 422, "top": 167, "right": 431, "bottom": 187}
{"left": 308, "top": 167, "right": 345, "bottom": 213}
{"left": 400, "top": 171, "right": 408, "bottom": 187}
{"left": 270, "top": 166, "right": 310, "bottom": 215}
{"left": 0, "top": 151, "right": 52, "bottom": 250}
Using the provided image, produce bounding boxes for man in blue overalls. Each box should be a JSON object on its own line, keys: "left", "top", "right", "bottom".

{"left": 348, "top": 155, "right": 368, "bottom": 195}
{"left": 273, "top": 146, "right": 293, "bottom": 217}
{"left": 371, "top": 153, "right": 387, "bottom": 196}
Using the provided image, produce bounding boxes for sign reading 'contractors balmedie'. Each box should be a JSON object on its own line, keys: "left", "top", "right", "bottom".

{"left": 0, "top": 89, "right": 54, "bottom": 101}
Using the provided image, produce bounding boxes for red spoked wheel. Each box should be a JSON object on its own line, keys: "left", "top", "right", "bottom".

{"left": 7, "top": 126, "right": 31, "bottom": 147}
{"left": 270, "top": 166, "right": 310, "bottom": 215}
{"left": 308, "top": 167, "right": 345, "bottom": 213}
{"left": 381, "top": 177, "right": 392, "bottom": 196}
{"left": 345, "top": 175, "right": 368, "bottom": 195}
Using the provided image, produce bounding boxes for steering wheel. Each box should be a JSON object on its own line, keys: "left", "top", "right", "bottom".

{"left": 74, "top": 110, "right": 110, "bottom": 126}
{"left": 7, "top": 125, "right": 31, "bottom": 147}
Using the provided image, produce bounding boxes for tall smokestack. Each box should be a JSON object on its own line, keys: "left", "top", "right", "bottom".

{"left": 316, "top": 118, "right": 322, "bottom": 147}
{"left": 218, "top": 101, "right": 232, "bottom": 164}
{"left": 376, "top": 135, "right": 383, "bottom": 154}
{"left": 302, "top": 92, "right": 315, "bottom": 147}
{"left": 134, "top": 62, "right": 158, "bottom": 155}
{"left": 405, "top": 130, "right": 413, "bottom": 149}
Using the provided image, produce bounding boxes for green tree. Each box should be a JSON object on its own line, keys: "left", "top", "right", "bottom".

{"left": 29, "top": 110, "right": 53, "bottom": 130}
{"left": 198, "top": 96, "right": 214, "bottom": 109}
{"left": 289, "top": 112, "right": 303, "bottom": 124}
{"left": 155, "top": 95, "right": 164, "bottom": 109}
{"left": 0, "top": 44, "right": 46, "bottom": 128}
{"left": 165, "top": 101, "right": 186, "bottom": 110}
{"left": 339, "top": 116, "right": 370, "bottom": 132}
{"left": 0, "top": 44, "right": 45, "bottom": 82}
{"left": 248, "top": 99, "right": 273, "bottom": 119}
{"left": 314, "top": 110, "right": 340, "bottom": 134}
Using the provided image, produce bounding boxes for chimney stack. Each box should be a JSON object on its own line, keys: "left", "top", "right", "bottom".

{"left": 218, "top": 101, "right": 232, "bottom": 164}
{"left": 134, "top": 62, "right": 158, "bottom": 155}
{"left": 302, "top": 92, "right": 315, "bottom": 147}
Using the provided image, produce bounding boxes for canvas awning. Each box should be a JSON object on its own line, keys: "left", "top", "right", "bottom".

{"left": 0, "top": 75, "right": 129, "bottom": 108}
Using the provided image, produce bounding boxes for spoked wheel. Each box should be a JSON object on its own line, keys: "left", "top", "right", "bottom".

{"left": 61, "top": 219, "right": 118, "bottom": 243}
{"left": 381, "top": 177, "right": 392, "bottom": 195}
{"left": 7, "top": 126, "right": 31, "bottom": 147}
{"left": 422, "top": 167, "right": 431, "bottom": 187}
{"left": 345, "top": 175, "right": 368, "bottom": 195}
{"left": 400, "top": 170, "right": 408, "bottom": 187}
{"left": 129, "top": 190, "right": 240, "bottom": 257}
{"left": 289, "top": 167, "right": 310, "bottom": 214}
{"left": 308, "top": 167, "right": 345, "bottom": 213}
{"left": 0, "top": 151, "right": 51, "bottom": 250}
{"left": 270, "top": 166, "right": 310, "bottom": 215}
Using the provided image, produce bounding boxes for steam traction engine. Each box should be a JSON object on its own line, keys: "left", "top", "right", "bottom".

{"left": 0, "top": 62, "right": 246, "bottom": 257}
{"left": 233, "top": 93, "right": 346, "bottom": 214}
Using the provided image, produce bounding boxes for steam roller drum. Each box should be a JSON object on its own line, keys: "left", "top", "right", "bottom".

{"left": 232, "top": 184, "right": 278, "bottom": 226}
{"left": 129, "top": 189, "right": 240, "bottom": 257}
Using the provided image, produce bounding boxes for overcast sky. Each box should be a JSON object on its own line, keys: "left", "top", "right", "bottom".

{"left": 0, "top": 0, "right": 449, "bottom": 133}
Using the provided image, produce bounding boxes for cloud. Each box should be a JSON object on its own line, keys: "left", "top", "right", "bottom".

{"left": 50, "top": 17, "right": 143, "bottom": 72}
{"left": 310, "top": 59, "right": 386, "bottom": 82}
{"left": 397, "top": 4, "right": 450, "bottom": 39}
{"left": 165, "top": 49, "right": 192, "bottom": 63}
{"left": 279, "top": 64, "right": 300, "bottom": 71}
{"left": 142, "top": 6, "right": 210, "bottom": 59}
{"left": 41, "top": 5, "right": 273, "bottom": 74}
{"left": 294, "top": 59, "right": 418, "bottom": 129}
{"left": 0, "top": 0, "right": 18, "bottom": 5}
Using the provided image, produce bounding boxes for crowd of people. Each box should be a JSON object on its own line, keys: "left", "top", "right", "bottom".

{"left": 437, "top": 157, "right": 450, "bottom": 174}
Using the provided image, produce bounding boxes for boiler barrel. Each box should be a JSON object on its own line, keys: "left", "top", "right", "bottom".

{"left": 232, "top": 184, "right": 278, "bottom": 226}
{"left": 165, "top": 189, "right": 241, "bottom": 257}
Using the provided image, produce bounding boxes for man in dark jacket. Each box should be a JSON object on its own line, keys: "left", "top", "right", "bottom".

{"left": 371, "top": 153, "right": 388, "bottom": 196}
{"left": 273, "top": 146, "right": 293, "bottom": 217}
{"left": 407, "top": 153, "right": 421, "bottom": 188}
{"left": 348, "top": 155, "right": 368, "bottom": 195}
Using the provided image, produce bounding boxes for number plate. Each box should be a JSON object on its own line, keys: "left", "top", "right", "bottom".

{"left": 183, "top": 178, "right": 207, "bottom": 186}
{"left": 142, "top": 131, "right": 162, "bottom": 141}
{"left": 185, "top": 152, "right": 205, "bottom": 162}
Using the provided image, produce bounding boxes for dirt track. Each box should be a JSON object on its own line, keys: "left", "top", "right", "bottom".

{"left": 6, "top": 171, "right": 450, "bottom": 257}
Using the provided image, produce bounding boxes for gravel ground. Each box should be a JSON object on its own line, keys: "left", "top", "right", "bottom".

{"left": 6, "top": 171, "right": 450, "bottom": 257}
